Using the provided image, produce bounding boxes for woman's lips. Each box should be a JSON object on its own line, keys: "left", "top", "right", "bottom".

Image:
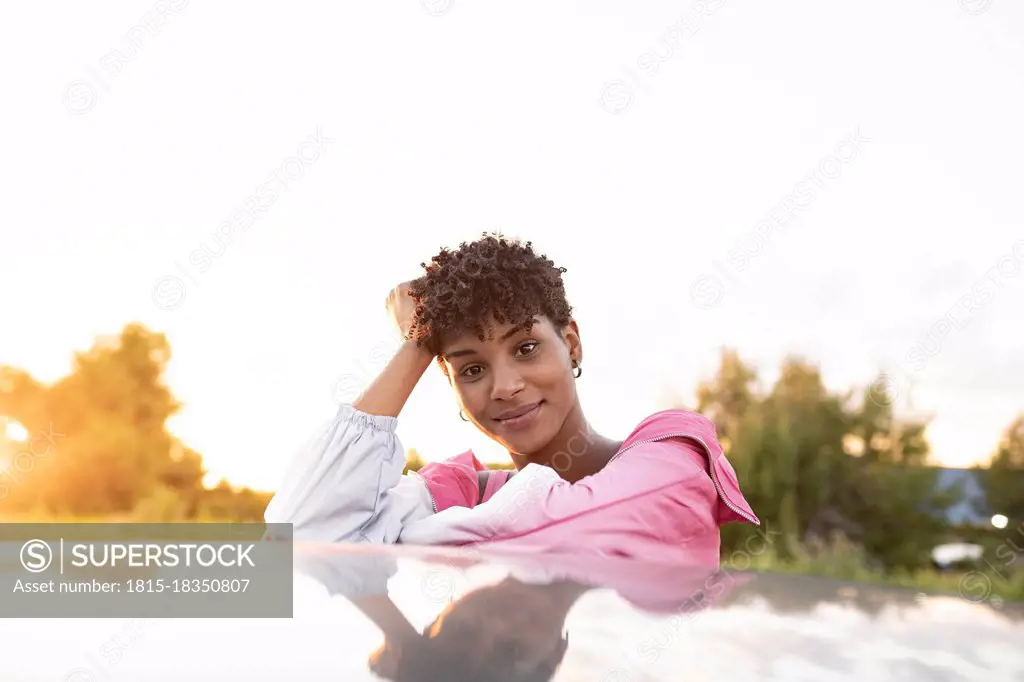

{"left": 495, "top": 402, "right": 542, "bottom": 430}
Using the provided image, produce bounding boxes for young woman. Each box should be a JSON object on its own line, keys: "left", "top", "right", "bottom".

{"left": 265, "top": 233, "right": 759, "bottom": 565}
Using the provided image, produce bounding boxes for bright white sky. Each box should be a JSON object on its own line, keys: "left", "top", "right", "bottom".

{"left": 2, "top": 1, "right": 1023, "bottom": 490}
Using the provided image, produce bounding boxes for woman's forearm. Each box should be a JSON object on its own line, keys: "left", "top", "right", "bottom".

{"left": 352, "top": 340, "right": 435, "bottom": 418}
{"left": 350, "top": 594, "right": 420, "bottom": 640}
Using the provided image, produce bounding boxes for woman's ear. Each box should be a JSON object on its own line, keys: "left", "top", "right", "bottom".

{"left": 562, "top": 319, "right": 582, "bottom": 366}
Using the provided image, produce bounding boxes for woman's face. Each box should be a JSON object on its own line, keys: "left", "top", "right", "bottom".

{"left": 439, "top": 315, "right": 581, "bottom": 455}
{"left": 423, "top": 579, "right": 572, "bottom": 676}
{"left": 369, "top": 579, "right": 571, "bottom": 679}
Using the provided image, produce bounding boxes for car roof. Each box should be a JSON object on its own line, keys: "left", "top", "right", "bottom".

{"left": 3, "top": 542, "right": 1022, "bottom": 681}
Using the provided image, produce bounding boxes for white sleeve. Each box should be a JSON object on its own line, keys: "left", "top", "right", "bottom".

{"left": 264, "top": 404, "right": 434, "bottom": 543}
{"left": 294, "top": 547, "right": 398, "bottom": 598}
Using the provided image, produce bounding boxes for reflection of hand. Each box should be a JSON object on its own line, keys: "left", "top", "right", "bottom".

{"left": 362, "top": 597, "right": 421, "bottom": 682}
{"left": 351, "top": 593, "right": 420, "bottom": 643}
{"left": 294, "top": 548, "right": 421, "bottom": 678}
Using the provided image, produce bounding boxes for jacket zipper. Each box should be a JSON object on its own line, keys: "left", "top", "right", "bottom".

{"left": 412, "top": 471, "right": 439, "bottom": 513}
{"left": 608, "top": 432, "right": 759, "bottom": 525}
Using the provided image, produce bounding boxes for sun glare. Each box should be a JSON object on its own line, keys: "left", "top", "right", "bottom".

{"left": 3, "top": 418, "right": 29, "bottom": 443}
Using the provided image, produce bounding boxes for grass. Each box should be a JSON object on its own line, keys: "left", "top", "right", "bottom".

{"left": 724, "top": 535, "right": 1024, "bottom": 602}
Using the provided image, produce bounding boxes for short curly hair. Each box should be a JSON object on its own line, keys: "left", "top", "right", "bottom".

{"left": 407, "top": 233, "right": 574, "bottom": 356}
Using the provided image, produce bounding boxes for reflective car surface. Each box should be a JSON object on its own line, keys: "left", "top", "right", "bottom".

{"left": 2, "top": 542, "right": 1022, "bottom": 681}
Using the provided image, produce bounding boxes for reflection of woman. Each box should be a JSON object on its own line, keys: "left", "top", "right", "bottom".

{"left": 362, "top": 577, "right": 581, "bottom": 681}
{"left": 266, "top": 234, "right": 758, "bottom": 564}
{"left": 296, "top": 546, "right": 743, "bottom": 682}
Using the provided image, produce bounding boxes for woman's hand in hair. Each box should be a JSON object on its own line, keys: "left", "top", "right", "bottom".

{"left": 352, "top": 281, "right": 433, "bottom": 418}
{"left": 386, "top": 281, "right": 419, "bottom": 340}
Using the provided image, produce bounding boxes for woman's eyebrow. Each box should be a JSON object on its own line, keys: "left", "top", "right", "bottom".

{"left": 441, "top": 348, "right": 477, "bottom": 360}
{"left": 499, "top": 324, "right": 527, "bottom": 341}
{"left": 442, "top": 325, "right": 528, "bottom": 359}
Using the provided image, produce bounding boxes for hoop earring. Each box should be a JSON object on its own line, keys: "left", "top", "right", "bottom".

{"left": 572, "top": 361, "right": 582, "bottom": 379}
{"left": 459, "top": 410, "right": 470, "bottom": 422}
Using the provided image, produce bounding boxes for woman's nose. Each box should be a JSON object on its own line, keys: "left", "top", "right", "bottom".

{"left": 489, "top": 364, "right": 526, "bottom": 400}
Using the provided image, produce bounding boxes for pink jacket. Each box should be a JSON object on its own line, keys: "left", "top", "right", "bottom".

{"left": 264, "top": 405, "right": 759, "bottom": 566}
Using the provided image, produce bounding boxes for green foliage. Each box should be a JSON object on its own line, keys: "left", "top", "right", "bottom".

{"left": 0, "top": 324, "right": 266, "bottom": 523}
{"left": 695, "top": 348, "right": 997, "bottom": 574}
{"left": 192, "top": 480, "right": 273, "bottom": 522}
{"left": 404, "top": 448, "right": 426, "bottom": 473}
{"left": 981, "top": 415, "right": 1024, "bottom": 522}
{"left": 488, "top": 461, "right": 517, "bottom": 470}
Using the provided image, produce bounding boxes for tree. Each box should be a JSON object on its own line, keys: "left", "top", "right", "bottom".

{"left": 0, "top": 366, "right": 45, "bottom": 425}
{"left": 807, "top": 376, "right": 950, "bottom": 571}
{"left": 686, "top": 353, "right": 954, "bottom": 572}
{"left": 695, "top": 348, "right": 759, "bottom": 450}
{"left": 765, "top": 357, "right": 850, "bottom": 536}
{"left": 0, "top": 324, "right": 199, "bottom": 517}
{"left": 983, "top": 414, "right": 1024, "bottom": 523}
{"left": 697, "top": 353, "right": 849, "bottom": 556}
{"left": 40, "top": 324, "right": 180, "bottom": 514}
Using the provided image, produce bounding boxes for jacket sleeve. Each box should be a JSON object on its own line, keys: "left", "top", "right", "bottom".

{"left": 263, "top": 404, "right": 434, "bottom": 543}
{"left": 294, "top": 547, "right": 398, "bottom": 598}
{"left": 398, "top": 438, "right": 721, "bottom": 558}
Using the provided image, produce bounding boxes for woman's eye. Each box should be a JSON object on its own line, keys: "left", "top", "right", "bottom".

{"left": 517, "top": 341, "right": 539, "bottom": 356}
{"left": 460, "top": 365, "right": 483, "bottom": 378}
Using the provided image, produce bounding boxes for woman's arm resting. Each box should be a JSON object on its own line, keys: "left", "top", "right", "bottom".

{"left": 399, "top": 439, "right": 722, "bottom": 560}
{"left": 264, "top": 404, "right": 433, "bottom": 542}
{"left": 264, "top": 314, "right": 436, "bottom": 541}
